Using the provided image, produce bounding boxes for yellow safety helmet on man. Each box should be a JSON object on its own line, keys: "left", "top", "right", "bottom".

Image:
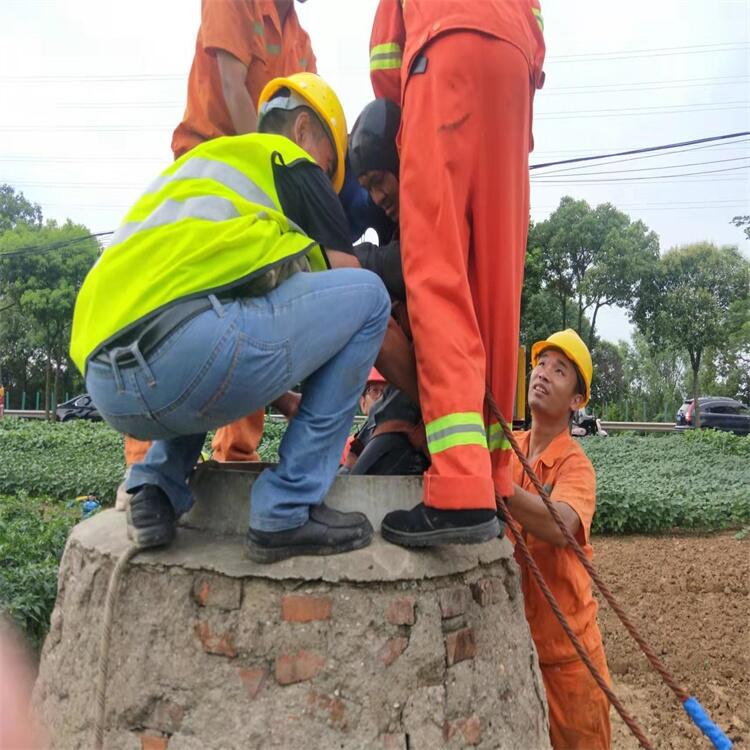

{"left": 258, "top": 72, "right": 348, "bottom": 193}
{"left": 531, "top": 328, "right": 593, "bottom": 407}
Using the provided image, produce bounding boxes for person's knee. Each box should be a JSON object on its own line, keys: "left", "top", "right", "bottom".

{"left": 360, "top": 269, "right": 391, "bottom": 324}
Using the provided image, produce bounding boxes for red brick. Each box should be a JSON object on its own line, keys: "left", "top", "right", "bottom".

{"left": 439, "top": 587, "right": 468, "bottom": 619}
{"left": 470, "top": 579, "right": 493, "bottom": 607}
{"left": 193, "top": 580, "right": 210, "bottom": 607}
{"left": 382, "top": 733, "right": 407, "bottom": 749}
{"left": 386, "top": 597, "right": 415, "bottom": 626}
{"left": 238, "top": 666, "right": 268, "bottom": 700}
{"left": 443, "top": 715, "right": 481, "bottom": 745}
{"left": 445, "top": 628, "right": 476, "bottom": 666}
{"left": 275, "top": 650, "right": 326, "bottom": 685}
{"left": 306, "top": 689, "right": 348, "bottom": 730}
{"left": 193, "top": 621, "right": 237, "bottom": 658}
{"left": 140, "top": 733, "right": 169, "bottom": 750}
{"left": 191, "top": 576, "right": 242, "bottom": 610}
{"left": 379, "top": 636, "right": 408, "bottom": 667}
{"left": 281, "top": 594, "right": 332, "bottom": 623}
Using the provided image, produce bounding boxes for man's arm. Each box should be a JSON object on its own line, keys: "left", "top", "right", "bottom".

{"left": 505, "top": 484, "right": 581, "bottom": 548}
{"left": 216, "top": 50, "right": 257, "bottom": 134}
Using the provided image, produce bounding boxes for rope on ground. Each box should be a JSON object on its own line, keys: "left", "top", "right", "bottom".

{"left": 94, "top": 544, "right": 141, "bottom": 750}
{"left": 486, "top": 388, "right": 733, "bottom": 750}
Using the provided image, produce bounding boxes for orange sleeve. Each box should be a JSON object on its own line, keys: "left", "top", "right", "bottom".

{"left": 302, "top": 32, "right": 317, "bottom": 74}
{"left": 369, "top": 0, "right": 405, "bottom": 104}
{"left": 549, "top": 452, "right": 597, "bottom": 543}
{"left": 200, "top": 0, "right": 260, "bottom": 67}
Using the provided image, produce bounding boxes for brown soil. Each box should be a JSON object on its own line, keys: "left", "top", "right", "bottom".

{"left": 593, "top": 532, "right": 750, "bottom": 749}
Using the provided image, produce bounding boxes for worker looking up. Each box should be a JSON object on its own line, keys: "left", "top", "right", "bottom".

{"left": 508, "top": 329, "right": 611, "bottom": 749}
{"left": 70, "top": 74, "right": 390, "bottom": 564}
{"left": 120, "top": 0, "right": 319, "bottom": 501}
{"left": 369, "top": 1, "right": 546, "bottom": 547}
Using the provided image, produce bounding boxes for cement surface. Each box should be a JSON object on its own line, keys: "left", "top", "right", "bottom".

{"left": 183, "top": 461, "right": 424, "bottom": 535}
{"left": 75, "top": 509, "right": 513, "bottom": 583}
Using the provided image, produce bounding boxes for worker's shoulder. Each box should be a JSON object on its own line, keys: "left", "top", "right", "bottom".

{"left": 545, "top": 429, "right": 593, "bottom": 473}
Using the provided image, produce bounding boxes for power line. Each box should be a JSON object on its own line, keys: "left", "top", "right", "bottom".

{"left": 532, "top": 155, "right": 750, "bottom": 178}
{"left": 547, "top": 41, "right": 749, "bottom": 62}
{"left": 536, "top": 103, "right": 750, "bottom": 120}
{"left": 0, "top": 232, "right": 112, "bottom": 259}
{"left": 545, "top": 74, "right": 750, "bottom": 94}
{"left": 530, "top": 131, "right": 750, "bottom": 170}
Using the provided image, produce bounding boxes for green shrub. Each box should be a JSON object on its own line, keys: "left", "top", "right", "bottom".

{"left": 0, "top": 494, "right": 80, "bottom": 649}
{"left": 582, "top": 431, "right": 750, "bottom": 534}
{"left": 0, "top": 418, "right": 125, "bottom": 501}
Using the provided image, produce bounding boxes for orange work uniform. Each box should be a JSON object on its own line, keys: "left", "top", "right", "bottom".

{"left": 510, "top": 429, "right": 611, "bottom": 750}
{"left": 172, "top": 0, "right": 316, "bottom": 158}
{"left": 124, "top": 0, "right": 316, "bottom": 469}
{"left": 370, "top": 1, "right": 545, "bottom": 508}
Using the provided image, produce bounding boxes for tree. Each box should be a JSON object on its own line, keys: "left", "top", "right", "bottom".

{"left": 730, "top": 215, "right": 750, "bottom": 241}
{"left": 0, "top": 184, "right": 42, "bottom": 234}
{"left": 589, "top": 340, "right": 625, "bottom": 410}
{"left": 634, "top": 242, "right": 750, "bottom": 427}
{"left": 0, "top": 220, "right": 99, "bottom": 416}
{"left": 530, "top": 197, "right": 659, "bottom": 348}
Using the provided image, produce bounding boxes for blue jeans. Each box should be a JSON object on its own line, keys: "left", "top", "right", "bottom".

{"left": 86, "top": 270, "right": 391, "bottom": 532}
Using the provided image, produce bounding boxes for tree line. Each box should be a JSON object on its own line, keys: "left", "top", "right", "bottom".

{"left": 1, "top": 185, "right": 748, "bottom": 424}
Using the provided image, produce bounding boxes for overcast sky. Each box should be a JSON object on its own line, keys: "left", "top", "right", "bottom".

{"left": 1, "top": 0, "right": 748, "bottom": 343}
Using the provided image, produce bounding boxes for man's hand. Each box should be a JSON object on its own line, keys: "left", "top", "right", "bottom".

{"left": 216, "top": 49, "right": 257, "bottom": 134}
{"left": 271, "top": 391, "right": 301, "bottom": 421}
{"left": 505, "top": 483, "right": 581, "bottom": 547}
{"left": 326, "top": 250, "right": 361, "bottom": 269}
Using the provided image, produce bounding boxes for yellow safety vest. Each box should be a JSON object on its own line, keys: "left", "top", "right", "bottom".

{"left": 70, "top": 133, "right": 328, "bottom": 373}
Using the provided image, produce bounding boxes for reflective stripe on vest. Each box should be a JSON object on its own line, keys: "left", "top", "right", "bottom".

{"left": 487, "top": 421, "right": 512, "bottom": 452}
{"left": 111, "top": 157, "right": 305, "bottom": 248}
{"left": 370, "top": 42, "right": 403, "bottom": 72}
{"left": 425, "top": 411, "right": 488, "bottom": 455}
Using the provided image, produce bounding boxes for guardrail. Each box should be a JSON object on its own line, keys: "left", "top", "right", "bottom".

{"left": 600, "top": 421, "right": 676, "bottom": 433}
{"left": 1, "top": 411, "right": 678, "bottom": 434}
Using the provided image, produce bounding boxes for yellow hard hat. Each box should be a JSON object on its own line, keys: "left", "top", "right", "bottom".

{"left": 258, "top": 72, "right": 348, "bottom": 193}
{"left": 530, "top": 329, "right": 593, "bottom": 406}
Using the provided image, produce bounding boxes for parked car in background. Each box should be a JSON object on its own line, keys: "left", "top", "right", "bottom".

{"left": 675, "top": 396, "right": 750, "bottom": 436}
{"left": 55, "top": 394, "right": 102, "bottom": 422}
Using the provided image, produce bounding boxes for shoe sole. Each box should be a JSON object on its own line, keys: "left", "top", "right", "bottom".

{"left": 246, "top": 529, "right": 374, "bottom": 564}
{"left": 380, "top": 517, "right": 501, "bottom": 548}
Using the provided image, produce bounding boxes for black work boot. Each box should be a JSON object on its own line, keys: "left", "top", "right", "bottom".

{"left": 246, "top": 504, "right": 374, "bottom": 564}
{"left": 126, "top": 484, "right": 176, "bottom": 549}
{"left": 381, "top": 503, "right": 501, "bottom": 547}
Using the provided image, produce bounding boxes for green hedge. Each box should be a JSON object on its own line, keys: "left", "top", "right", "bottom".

{"left": 582, "top": 430, "right": 750, "bottom": 534}
{"left": 0, "top": 494, "right": 79, "bottom": 649}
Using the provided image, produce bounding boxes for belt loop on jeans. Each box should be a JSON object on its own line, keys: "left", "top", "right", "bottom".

{"left": 130, "top": 341, "right": 157, "bottom": 388}
{"left": 108, "top": 350, "right": 126, "bottom": 393}
{"left": 208, "top": 293, "right": 225, "bottom": 318}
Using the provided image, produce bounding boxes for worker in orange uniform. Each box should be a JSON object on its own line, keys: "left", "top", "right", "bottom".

{"left": 119, "top": 0, "right": 317, "bottom": 497}
{"left": 370, "top": 1, "right": 546, "bottom": 546}
{"left": 507, "top": 329, "right": 611, "bottom": 749}
{"left": 340, "top": 368, "right": 387, "bottom": 465}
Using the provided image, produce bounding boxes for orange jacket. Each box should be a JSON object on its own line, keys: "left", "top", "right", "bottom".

{"left": 369, "top": 0, "right": 545, "bottom": 105}
{"left": 509, "top": 429, "right": 603, "bottom": 665}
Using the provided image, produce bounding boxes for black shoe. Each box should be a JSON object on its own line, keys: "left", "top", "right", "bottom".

{"left": 246, "top": 504, "right": 374, "bottom": 564}
{"left": 126, "top": 484, "right": 176, "bottom": 549}
{"left": 381, "top": 503, "right": 501, "bottom": 547}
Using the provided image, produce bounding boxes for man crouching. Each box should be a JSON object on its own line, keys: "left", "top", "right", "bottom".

{"left": 70, "top": 74, "right": 390, "bottom": 564}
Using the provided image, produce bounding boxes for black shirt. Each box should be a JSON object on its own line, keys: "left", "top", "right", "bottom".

{"left": 273, "top": 156, "right": 405, "bottom": 300}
